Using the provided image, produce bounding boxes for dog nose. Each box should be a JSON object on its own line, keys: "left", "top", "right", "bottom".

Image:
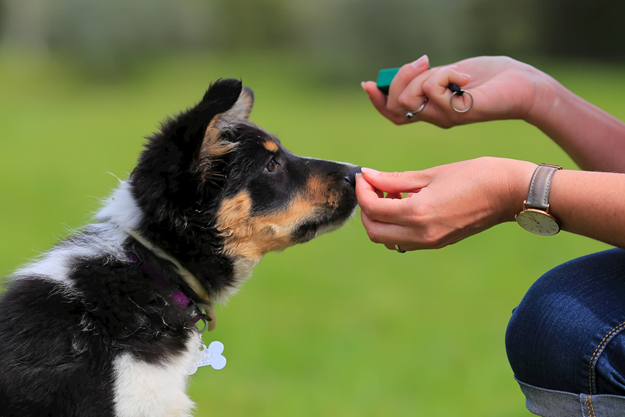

{"left": 344, "top": 166, "right": 362, "bottom": 188}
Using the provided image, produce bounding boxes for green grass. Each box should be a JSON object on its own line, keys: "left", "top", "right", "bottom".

{"left": 0, "top": 51, "right": 619, "bottom": 416}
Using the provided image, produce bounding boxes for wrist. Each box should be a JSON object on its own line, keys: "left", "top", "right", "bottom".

{"left": 523, "top": 69, "right": 566, "bottom": 128}
{"left": 500, "top": 159, "right": 538, "bottom": 222}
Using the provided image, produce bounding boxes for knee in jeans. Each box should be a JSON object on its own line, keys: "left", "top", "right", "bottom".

{"left": 506, "top": 268, "right": 579, "bottom": 389}
{"left": 505, "top": 262, "right": 603, "bottom": 393}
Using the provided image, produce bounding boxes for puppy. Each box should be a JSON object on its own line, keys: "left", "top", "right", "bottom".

{"left": 0, "top": 79, "right": 360, "bottom": 417}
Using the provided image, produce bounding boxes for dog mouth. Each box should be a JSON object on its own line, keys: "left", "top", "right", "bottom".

{"left": 291, "top": 204, "right": 358, "bottom": 244}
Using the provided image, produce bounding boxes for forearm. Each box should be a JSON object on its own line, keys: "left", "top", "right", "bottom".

{"left": 526, "top": 74, "right": 625, "bottom": 173}
{"left": 507, "top": 166, "right": 625, "bottom": 248}
{"left": 550, "top": 170, "right": 625, "bottom": 248}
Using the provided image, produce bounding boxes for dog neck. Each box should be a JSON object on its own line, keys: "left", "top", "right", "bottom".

{"left": 126, "top": 230, "right": 217, "bottom": 331}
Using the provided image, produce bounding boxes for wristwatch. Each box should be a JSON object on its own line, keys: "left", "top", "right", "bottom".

{"left": 515, "top": 163, "right": 562, "bottom": 236}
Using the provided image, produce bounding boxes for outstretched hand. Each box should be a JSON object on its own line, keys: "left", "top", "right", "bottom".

{"left": 355, "top": 158, "right": 537, "bottom": 251}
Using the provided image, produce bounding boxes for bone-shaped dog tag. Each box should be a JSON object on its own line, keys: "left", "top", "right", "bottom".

{"left": 187, "top": 341, "right": 227, "bottom": 375}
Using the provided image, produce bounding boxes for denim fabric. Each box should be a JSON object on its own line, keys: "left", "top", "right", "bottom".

{"left": 506, "top": 248, "right": 625, "bottom": 416}
{"left": 517, "top": 379, "right": 625, "bottom": 417}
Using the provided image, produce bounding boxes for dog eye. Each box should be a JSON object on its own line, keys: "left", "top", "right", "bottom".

{"left": 266, "top": 158, "right": 278, "bottom": 173}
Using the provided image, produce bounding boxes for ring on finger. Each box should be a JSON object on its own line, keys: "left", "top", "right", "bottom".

{"left": 405, "top": 98, "right": 428, "bottom": 119}
{"left": 450, "top": 90, "right": 474, "bottom": 113}
{"left": 395, "top": 244, "right": 406, "bottom": 254}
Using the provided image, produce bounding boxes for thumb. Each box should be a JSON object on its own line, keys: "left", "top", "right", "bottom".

{"left": 361, "top": 168, "right": 431, "bottom": 193}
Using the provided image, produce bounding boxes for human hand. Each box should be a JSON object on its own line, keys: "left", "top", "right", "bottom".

{"left": 362, "top": 56, "right": 554, "bottom": 128}
{"left": 356, "top": 157, "right": 537, "bottom": 251}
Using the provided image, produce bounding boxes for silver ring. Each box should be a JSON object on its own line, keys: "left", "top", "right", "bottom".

{"left": 450, "top": 90, "right": 473, "bottom": 113}
{"left": 395, "top": 244, "right": 406, "bottom": 254}
{"left": 405, "top": 98, "right": 428, "bottom": 119}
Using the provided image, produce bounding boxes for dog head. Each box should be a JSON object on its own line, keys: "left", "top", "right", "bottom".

{"left": 128, "top": 79, "right": 359, "bottom": 300}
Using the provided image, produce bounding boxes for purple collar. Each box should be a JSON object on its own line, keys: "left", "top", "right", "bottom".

{"left": 128, "top": 252, "right": 205, "bottom": 325}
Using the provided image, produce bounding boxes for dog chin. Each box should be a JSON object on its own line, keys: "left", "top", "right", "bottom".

{"left": 320, "top": 206, "right": 358, "bottom": 235}
{"left": 295, "top": 206, "right": 358, "bottom": 244}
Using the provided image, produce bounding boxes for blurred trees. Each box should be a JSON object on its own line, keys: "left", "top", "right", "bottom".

{"left": 539, "top": 0, "right": 625, "bottom": 62}
{"left": 1, "top": 0, "right": 623, "bottom": 79}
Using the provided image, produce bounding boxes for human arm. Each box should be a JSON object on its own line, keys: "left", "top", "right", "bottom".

{"left": 361, "top": 56, "right": 625, "bottom": 173}
{"left": 356, "top": 158, "right": 625, "bottom": 251}
{"left": 526, "top": 79, "right": 625, "bottom": 173}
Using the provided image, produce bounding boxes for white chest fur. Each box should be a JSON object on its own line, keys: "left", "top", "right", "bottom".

{"left": 112, "top": 335, "right": 200, "bottom": 417}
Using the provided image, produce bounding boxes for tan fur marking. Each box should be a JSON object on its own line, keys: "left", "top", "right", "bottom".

{"left": 197, "top": 87, "right": 255, "bottom": 180}
{"left": 216, "top": 175, "right": 341, "bottom": 263}
{"left": 306, "top": 175, "right": 340, "bottom": 209}
{"left": 263, "top": 141, "right": 279, "bottom": 153}
{"left": 197, "top": 114, "right": 237, "bottom": 181}
{"left": 204, "top": 114, "right": 237, "bottom": 158}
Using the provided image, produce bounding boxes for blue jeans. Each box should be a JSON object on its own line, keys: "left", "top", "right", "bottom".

{"left": 506, "top": 248, "right": 625, "bottom": 416}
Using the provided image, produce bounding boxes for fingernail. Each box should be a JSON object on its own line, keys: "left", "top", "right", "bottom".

{"left": 361, "top": 167, "right": 381, "bottom": 176}
{"left": 411, "top": 54, "right": 429, "bottom": 70}
{"left": 361, "top": 81, "right": 367, "bottom": 92}
{"left": 459, "top": 72, "right": 471, "bottom": 78}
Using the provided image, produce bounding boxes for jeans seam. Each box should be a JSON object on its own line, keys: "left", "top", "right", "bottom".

{"left": 587, "top": 320, "right": 625, "bottom": 417}
{"left": 585, "top": 394, "right": 595, "bottom": 417}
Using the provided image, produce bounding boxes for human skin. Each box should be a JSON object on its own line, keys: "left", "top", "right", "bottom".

{"left": 357, "top": 56, "right": 625, "bottom": 251}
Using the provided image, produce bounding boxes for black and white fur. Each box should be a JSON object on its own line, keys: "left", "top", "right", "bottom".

{"left": 0, "top": 79, "right": 360, "bottom": 417}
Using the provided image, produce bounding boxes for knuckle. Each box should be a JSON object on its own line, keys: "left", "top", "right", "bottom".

{"left": 422, "top": 80, "right": 434, "bottom": 95}
{"left": 408, "top": 202, "right": 432, "bottom": 224}
{"left": 409, "top": 203, "right": 423, "bottom": 219}
{"left": 420, "top": 231, "right": 440, "bottom": 247}
{"left": 391, "top": 118, "right": 403, "bottom": 126}
{"left": 397, "top": 94, "right": 412, "bottom": 109}
{"left": 366, "top": 228, "right": 382, "bottom": 244}
{"left": 386, "top": 102, "right": 403, "bottom": 116}
{"left": 398, "top": 63, "right": 413, "bottom": 77}
{"left": 360, "top": 205, "right": 374, "bottom": 219}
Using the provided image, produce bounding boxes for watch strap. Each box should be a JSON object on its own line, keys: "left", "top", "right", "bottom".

{"left": 525, "top": 164, "right": 562, "bottom": 210}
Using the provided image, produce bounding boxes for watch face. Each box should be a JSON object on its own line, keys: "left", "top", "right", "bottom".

{"left": 516, "top": 209, "right": 560, "bottom": 236}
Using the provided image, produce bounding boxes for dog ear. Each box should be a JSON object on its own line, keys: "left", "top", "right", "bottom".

{"left": 198, "top": 84, "right": 254, "bottom": 181}
{"left": 131, "top": 79, "right": 247, "bottom": 220}
{"left": 223, "top": 86, "right": 254, "bottom": 121}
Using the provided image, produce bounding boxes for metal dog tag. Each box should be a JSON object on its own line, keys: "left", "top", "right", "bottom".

{"left": 187, "top": 341, "right": 227, "bottom": 375}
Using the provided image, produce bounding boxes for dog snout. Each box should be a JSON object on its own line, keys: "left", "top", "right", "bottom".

{"left": 344, "top": 166, "right": 362, "bottom": 188}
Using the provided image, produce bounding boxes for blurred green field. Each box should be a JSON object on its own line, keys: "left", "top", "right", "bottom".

{"left": 0, "top": 52, "right": 618, "bottom": 416}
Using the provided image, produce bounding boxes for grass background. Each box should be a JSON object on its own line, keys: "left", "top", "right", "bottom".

{"left": 0, "top": 52, "right": 617, "bottom": 416}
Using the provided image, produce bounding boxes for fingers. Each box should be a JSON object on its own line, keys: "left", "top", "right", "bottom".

{"left": 386, "top": 55, "right": 430, "bottom": 113}
{"left": 355, "top": 174, "right": 412, "bottom": 224}
{"left": 388, "top": 64, "right": 452, "bottom": 115}
{"left": 385, "top": 192, "right": 402, "bottom": 200}
{"left": 362, "top": 81, "right": 405, "bottom": 125}
{"left": 422, "top": 68, "right": 471, "bottom": 112}
{"left": 362, "top": 56, "right": 475, "bottom": 125}
{"left": 361, "top": 211, "right": 429, "bottom": 252}
{"left": 362, "top": 55, "right": 430, "bottom": 125}
{"left": 360, "top": 168, "right": 431, "bottom": 194}
{"left": 360, "top": 210, "right": 411, "bottom": 244}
